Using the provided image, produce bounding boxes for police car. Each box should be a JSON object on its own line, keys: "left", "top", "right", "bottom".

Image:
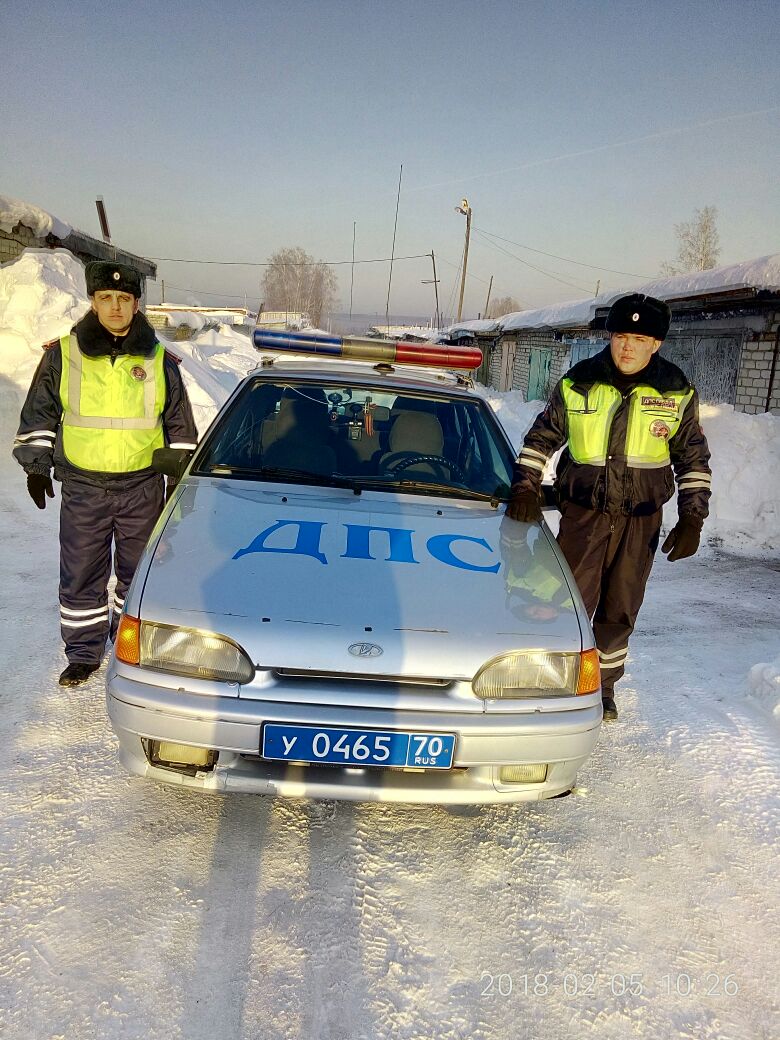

{"left": 106, "top": 330, "right": 602, "bottom": 803}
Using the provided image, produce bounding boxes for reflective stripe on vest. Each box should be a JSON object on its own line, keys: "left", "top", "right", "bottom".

{"left": 561, "top": 379, "right": 693, "bottom": 468}
{"left": 59, "top": 333, "right": 166, "bottom": 472}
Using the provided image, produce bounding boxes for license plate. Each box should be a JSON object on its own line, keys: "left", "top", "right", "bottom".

{"left": 262, "top": 724, "right": 455, "bottom": 770}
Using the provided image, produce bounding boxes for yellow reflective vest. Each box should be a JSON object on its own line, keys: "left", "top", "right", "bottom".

{"left": 561, "top": 380, "right": 694, "bottom": 468}
{"left": 514, "top": 349, "right": 712, "bottom": 517}
{"left": 59, "top": 333, "right": 166, "bottom": 473}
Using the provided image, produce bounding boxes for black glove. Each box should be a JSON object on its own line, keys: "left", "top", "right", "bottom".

{"left": 27, "top": 472, "right": 55, "bottom": 510}
{"left": 506, "top": 489, "right": 543, "bottom": 523}
{"left": 661, "top": 516, "right": 702, "bottom": 562}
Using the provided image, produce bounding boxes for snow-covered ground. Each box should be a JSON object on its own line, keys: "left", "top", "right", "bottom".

{"left": 1, "top": 249, "right": 779, "bottom": 1039}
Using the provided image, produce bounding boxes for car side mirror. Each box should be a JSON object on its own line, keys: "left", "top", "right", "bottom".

{"left": 152, "top": 447, "right": 194, "bottom": 481}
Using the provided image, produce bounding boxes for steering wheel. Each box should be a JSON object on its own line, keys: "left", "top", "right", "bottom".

{"left": 386, "top": 453, "right": 467, "bottom": 483}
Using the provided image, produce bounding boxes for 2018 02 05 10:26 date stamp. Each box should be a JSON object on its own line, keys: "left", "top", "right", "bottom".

{"left": 480, "top": 971, "right": 740, "bottom": 999}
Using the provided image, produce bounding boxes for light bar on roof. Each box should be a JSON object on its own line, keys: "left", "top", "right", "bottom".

{"left": 252, "top": 328, "right": 482, "bottom": 370}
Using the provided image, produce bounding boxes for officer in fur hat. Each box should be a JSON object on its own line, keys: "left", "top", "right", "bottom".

{"left": 507, "top": 293, "right": 712, "bottom": 720}
{"left": 12, "top": 260, "right": 198, "bottom": 687}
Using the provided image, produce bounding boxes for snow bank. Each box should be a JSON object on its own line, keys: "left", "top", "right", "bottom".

{"left": 0, "top": 193, "right": 72, "bottom": 240}
{"left": 156, "top": 308, "right": 207, "bottom": 332}
{"left": 0, "top": 249, "right": 88, "bottom": 385}
{"left": 747, "top": 655, "right": 780, "bottom": 722}
{"left": 161, "top": 324, "right": 258, "bottom": 434}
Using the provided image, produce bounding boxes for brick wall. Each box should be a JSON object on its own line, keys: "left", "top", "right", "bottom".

{"left": 734, "top": 311, "right": 780, "bottom": 415}
{"left": 0, "top": 224, "right": 40, "bottom": 262}
{"left": 484, "top": 332, "right": 574, "bottom": 399}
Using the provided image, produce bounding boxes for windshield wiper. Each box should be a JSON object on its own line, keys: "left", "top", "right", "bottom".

{"left": 204, "top": 464, "right": 356, "bottom": 489}
{"left": 343, "top": 475, "right": 498, "bottom": 500}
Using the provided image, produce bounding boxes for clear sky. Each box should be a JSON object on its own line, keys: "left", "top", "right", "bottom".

{"left": 2, "top": 0, "right": 779, "bottom": 321}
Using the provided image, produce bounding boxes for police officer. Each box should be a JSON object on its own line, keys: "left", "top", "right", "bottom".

{"left": 13, "top": 261, "right": 198, "bottom": 686}
{"left": 507, "top": 293, "right": 712, "bottom": 720}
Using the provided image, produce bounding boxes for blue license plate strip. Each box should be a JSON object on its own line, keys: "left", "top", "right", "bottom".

{"left": 262, "top": 724, "right": 455, "bottom": 770}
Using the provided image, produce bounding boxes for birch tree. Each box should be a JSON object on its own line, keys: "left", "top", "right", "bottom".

{"left": 661, "top": 206, "right": 721, "bottom": 275}
{"left": 261, "top": 247, "right": 338, "bottom": 327}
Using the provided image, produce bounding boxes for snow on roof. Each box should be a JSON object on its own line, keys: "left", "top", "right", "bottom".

{"left": 464, "top": 253, "right": 780, "bottom": 334}
{"left": 628, "top": 253, "right": 780, "bottom": 302}
{"left": 0, "top": 193, "right": 72, "bottom": 240}
{"left": 446, "top": 318, "right": 501, "bottom": 336}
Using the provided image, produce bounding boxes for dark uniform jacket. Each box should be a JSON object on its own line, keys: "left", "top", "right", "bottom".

{"left": 13, "top": 309, "right": 198, "bottom": 488}
{"left": 513, "top": 347, "right": 712, "bottom": 519}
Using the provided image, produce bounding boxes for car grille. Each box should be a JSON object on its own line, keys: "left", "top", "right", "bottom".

{"left": 273, "top": 667, "right": 452, "bottom": 688}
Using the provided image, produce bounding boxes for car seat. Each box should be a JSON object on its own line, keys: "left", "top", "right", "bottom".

{"left": 379, "top": 411, "right": 451, "bottom": 480}
{"left": 262, "top": 394, "right": 336, "bottom": 475}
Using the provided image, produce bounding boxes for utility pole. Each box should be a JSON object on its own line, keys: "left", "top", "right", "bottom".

{"left": 421, "top": 251, "right": 442, "bottom": 330}
{"left": 349, "top": 221, "right": 356, "bottom": 319}
{"left": 595, "top": 279, "right": 601, "bottom": 297}
{"left": 455, "top": 198, "right": 472, "bottom": 322}
{"left": 385, "top": 163, "right": 403, "bottom": 330}
{"left": 483, "top": 275, "right": 493, "bottom": 318}
{"left": 161, "top": 280, "right": 165, "bottom": 303}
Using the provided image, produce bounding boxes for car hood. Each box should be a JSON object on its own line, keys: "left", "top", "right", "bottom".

{"left": 136, "top": 479, "right": 584, "bottom": 679}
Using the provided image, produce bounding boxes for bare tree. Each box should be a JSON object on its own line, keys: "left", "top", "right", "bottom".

{"left": 486, "top": 295, "right": 522, "bottom": 318}
{"left": 261, "top": 246, "right": 338, "bottom": 328}
{"left": 661, "top": 206, "right": 721, "bottom": 275}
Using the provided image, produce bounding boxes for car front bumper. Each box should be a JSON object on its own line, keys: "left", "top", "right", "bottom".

{"left": 106, "top": 665, "right": 602, "bottom": 804}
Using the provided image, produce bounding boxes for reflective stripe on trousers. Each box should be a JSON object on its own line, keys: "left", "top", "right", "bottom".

{"left": 59, "top": 476, "right": 164, "bottom": 664}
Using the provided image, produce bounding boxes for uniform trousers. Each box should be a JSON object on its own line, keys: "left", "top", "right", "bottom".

{"left": 556, "top": 503, "right": 663, "bottom": 696}
{"left": 59, "top": 475, "right": 164, "bottom": 664}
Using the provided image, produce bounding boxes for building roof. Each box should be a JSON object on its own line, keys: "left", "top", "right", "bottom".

{"left": 448, "top": 252, "right": 780, "bottom": 336}
{"left": 0, "top": 193, "right": 156, "bottom": 279}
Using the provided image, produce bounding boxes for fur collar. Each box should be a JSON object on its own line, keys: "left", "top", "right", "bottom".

{"left": 567, "top": 346, "right": 690, "bottom": 394}
{"left": 72, "top": 309, "right": 158, "bottom": 358}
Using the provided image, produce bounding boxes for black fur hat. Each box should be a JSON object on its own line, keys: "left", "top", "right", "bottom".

{"left": 606, "top": 293, "right": 671, "bottom": 340}
{"left": 85, "top": 261, "right": 142, "bottom": 298}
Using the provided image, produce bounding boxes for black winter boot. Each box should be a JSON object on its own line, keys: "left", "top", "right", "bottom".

{"left": 59, "top": 662, "right": 99, "bottom": 687}
{"left": 601, "top": 695, "right": 618, "bottom": 721}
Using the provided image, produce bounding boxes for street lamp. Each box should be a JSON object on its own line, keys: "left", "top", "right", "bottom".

{"left": 455, "top": 198, "right": 472, "bottom": 322}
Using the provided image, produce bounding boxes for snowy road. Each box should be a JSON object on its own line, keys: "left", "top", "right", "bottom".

{"left": 1, "top": 374, "right": 778, "bottom": 1040}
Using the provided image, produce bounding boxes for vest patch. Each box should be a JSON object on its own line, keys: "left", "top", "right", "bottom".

{"left": 641, "top": 396, "right": 676, "bottom": 409}
{"left": 649, "top": 420, "right": 671, "bottom": 439}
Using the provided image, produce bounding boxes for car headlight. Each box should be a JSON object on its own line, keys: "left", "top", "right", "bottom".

{"left": 116, "top": 616, "right": 255, "bottom": 684}
{"left": 472, "top": 649, "right": 600, "bottom": 698}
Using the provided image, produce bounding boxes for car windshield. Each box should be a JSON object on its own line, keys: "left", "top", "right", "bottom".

{"left": 193, "top": 377, "right": 515, "bottom": 499}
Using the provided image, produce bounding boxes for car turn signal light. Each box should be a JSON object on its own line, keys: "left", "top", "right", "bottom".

{"left": 577, "top": 648, "right": 601, "bottom": 695}
{"left": 115, "top": 614, "right": 141, "bottom": 665}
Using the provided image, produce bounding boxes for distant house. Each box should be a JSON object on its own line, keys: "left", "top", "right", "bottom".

{"left": 448, "top": 255, "right": 780, "bottom": 415}
{"left": 255, "top": 309, "right": 311, "bottom": 331}
{"left": 0, "top": 194, "right": 156, "bottom": 299}
{"left": 146, "top": 305, "right": 254, "bottom": 329}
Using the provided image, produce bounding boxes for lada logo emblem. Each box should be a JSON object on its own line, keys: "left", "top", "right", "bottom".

{"left": 348, "top": 642, "right": 383, "bottom": 658}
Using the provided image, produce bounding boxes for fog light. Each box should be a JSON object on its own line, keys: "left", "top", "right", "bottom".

{"left": 499, "top": 764, "right": 548, "bottom": 784}
{"left": 149, "top": 740, "right": 216, "bottom": 771}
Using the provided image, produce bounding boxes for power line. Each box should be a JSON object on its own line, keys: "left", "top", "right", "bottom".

{"left": 474, "top": 227, "right": 652, "bottom": 279}
{"left": 148, "top": 253, "right": 431, "bottom": 267}
{"left": 163, "top": 283, "right": 254, "bottom": 301}
{"left": 475, "top": 232, "right": 594, "bottom": 294}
